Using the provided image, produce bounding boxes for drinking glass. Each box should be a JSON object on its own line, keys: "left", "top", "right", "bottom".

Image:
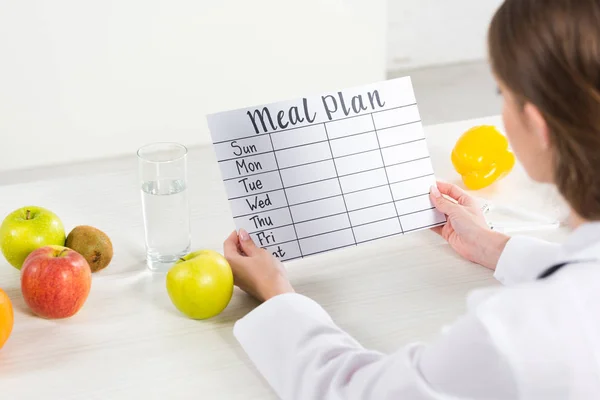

{"left": 137, "top": 143, "right": 191, "bottom": 272}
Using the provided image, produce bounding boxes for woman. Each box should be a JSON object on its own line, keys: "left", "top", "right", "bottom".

{"left": 223, "top": 0, "right": 600, "bottom": 398}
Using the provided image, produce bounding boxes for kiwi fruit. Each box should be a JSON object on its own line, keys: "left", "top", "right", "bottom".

{"left": 65, "top": 225, "right": 113, "bottom": 273}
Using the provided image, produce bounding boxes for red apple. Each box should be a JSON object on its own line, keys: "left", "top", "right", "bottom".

{"left": 21, "top": 245, "right": 92, "bottom": 319}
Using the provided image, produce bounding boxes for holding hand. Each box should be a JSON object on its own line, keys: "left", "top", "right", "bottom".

{"left": 223, "top": 181, "right": 509, "bottom": 305}
{"left": 223, "top": 229, "right": 295, "bottom": 303}
{"left": 430, "top": 182, "right": 510, "bottom": 270}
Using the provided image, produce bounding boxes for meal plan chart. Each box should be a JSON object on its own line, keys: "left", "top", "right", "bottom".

{"left": 207, "top": 77, "right": 446, "bottom": 262}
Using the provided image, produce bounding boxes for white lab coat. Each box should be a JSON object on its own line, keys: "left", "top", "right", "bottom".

{"left": 233, "top": 222, "right": 600, "bottom": 399}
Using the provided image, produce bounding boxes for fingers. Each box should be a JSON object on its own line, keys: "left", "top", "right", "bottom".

{"left": 224, "top": 229, "right": 261, "bottom": 259}
{"left": 441, "top": 221, "right": 453, "bottom": 241}
{"left": 430, "top": 185, "right": 459, "bottom": 215}
{"left": 436, "top": 181, "right": 476, "bottom": 207}
{"left": 431, "top": 221, "right": 452, "bottom": 241}
{"left": 238, "top": 228, "right": 259, "bottom": 256}
{"left": 223, "top": 230, "right": 242, "bottom": 258}
{"left": 431, "top": 225, "right": 444, "bottom": 236}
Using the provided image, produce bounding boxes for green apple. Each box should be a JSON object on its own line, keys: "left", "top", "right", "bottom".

{"left": 0, "top": 206, "right": 66, "bottom": 270}
{"left": 166, "top": 249, "right": 234, "bottom": 320}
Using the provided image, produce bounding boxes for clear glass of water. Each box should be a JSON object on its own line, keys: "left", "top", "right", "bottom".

{"left": 137, "top": 143, "right": 191, "bottom": 272}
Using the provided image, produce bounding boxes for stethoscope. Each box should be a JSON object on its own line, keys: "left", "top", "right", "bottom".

{"left": 478, "top": 198, "right": 561, "bottom": 234}
{"left": 538, "top": 261, "right": 573, "bottom": 279}
{"left": 477, "top": 198, "right": 581, "bottom": 279}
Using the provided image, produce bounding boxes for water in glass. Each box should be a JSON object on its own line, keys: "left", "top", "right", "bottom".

{"left": 141, "top": 178, "right": 191, "bottom": 271}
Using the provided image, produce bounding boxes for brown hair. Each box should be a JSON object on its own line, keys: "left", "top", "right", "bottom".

{"left": 488, "top": 0, "right": 600, "bottom": 220}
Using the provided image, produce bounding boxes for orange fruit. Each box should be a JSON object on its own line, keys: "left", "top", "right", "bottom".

{"left": 0, "top": 288, "right": 14, "bottom": 349}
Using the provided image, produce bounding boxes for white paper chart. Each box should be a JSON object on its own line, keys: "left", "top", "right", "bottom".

{"left": 207, "top": 77, "right": 446, "bottom": 262}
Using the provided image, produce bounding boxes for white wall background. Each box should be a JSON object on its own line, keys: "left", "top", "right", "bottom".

{"left": 0, "top": 0, "right": 505, "bottom": 173}
{"left": 0, "top": 0, "right": 386, "bottom": 172}
{"left": 387, "top": 0, "right": 504, "bottom": 70}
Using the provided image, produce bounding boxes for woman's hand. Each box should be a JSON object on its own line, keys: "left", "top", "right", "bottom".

{"left": 430, "top": 182, "right": 510, "bottom": 270}
{"left": 223, "top": 229, "right": 295, "bottom": 303}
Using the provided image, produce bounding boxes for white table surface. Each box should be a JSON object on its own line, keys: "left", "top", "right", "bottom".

{"left": 0, "top": 116, "right": 570, "bottom": 399}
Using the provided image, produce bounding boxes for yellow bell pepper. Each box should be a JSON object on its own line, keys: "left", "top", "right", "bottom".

{"left": 451, "top": 125, "right": 515, "bottom": 190}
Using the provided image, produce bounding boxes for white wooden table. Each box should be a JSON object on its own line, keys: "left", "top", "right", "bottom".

{"left": 0, "top": 116, "right": 570, "bottom": 399}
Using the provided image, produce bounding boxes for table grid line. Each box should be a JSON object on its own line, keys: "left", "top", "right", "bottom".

{"left": 358, "top": 231, "right": 403, "bottom": 245}
{"left": 396, "top": 192, "right": 432, "bottom": 202}
{"left": 255, "top": 231, "right": 358, "bottom": 254}
{"left": 277, "top": 256, "right": 302, "bottom": 262}
{"left": 254, "top": 222, "right": 420, "bottom": 252}
{"left": 372, "top": 114, "right": 404, "bottom": 234}
{"left": 228, "top": 187, "right": 285, "bottom": 201}
{"left": 249, "top": 223, "right": 294, "bottom": 236}
{"left": 380, "top": 137, "right": 426, "bottom": 150}
{"left": 217, "top": 149, "right": 275, "bottom": 163}
{"left": 233, "top": 192, "right": 433, "bottom": 220}
{"left": 390, "top": 173, "right": 435, "bottom": 186}
{"left": 266, "top": 132, "right": 304, "bottom": 257}
{"left": 217, "top": 125, "right": 424, "bottom": 164}
{"left": 298, "top": 226, "right": 353, "bottom": 241}
{"left": 249, "top": 206, "right": 438, "bottom": 237}
{"left": 286, "top": 171, "right": 433, "bottom": 191}
{"left": 400, "top": 207, "right": 436, "bottom": 217}
{"left": 291, "top": 194, "right": 342, "bottom": 207}
{"left": 331, "top": 137, "right": 427, "bottom": 161}
{"left": 222, "top": 155, "right": 431, "bottom": 182}
{"left": 348, "top": 201, "right": 396, "bottom": 213}
{"left": 286, "top": 177, "right": 339, "bottom": 190}
{"left": 328, "top": 120, "right": 421, "bottom": 143}
{"left": 376, "top": 120, "right": 421, "bottom": 133}
{"left": 403, "top": 221, "right": 446, "bottom": 234}
{"left": 348, "top": 195, "right": 429, "bottom": 213}
{"left": 353, "top": 216, "right": 399, "bottom": 229}
{"left": 247, "top": 206, "right": 439, "bottom": 236}
{"left": 241, "top": 205, "right": 439, "bottom": 256}
{"left": 253, "top": 238, "right": 299, "bottom": 248}
{"left": 211, "top": 103, "right": 418, "bottom": 145}
{"left": 324, "top": 123, "right": 357, "bottom": 246}
{"left": 328, "top": 129, "right": 376, "bottom": 143}
{"left": 334, "top": 148, "right": 381, "bottom": 160}
{"left": 295, "top": 211, "right": 348, "bottom": 225}
{"left": 227, "top": 173, "right": 435, "bottom": 202}
{"left": 224, "top": 168, "right": 280, "bottom": 182}
{"left": 337, "top": 156, "right": 431, "bottom": 177}
{"left": 234, "top": 205, "right": 289, "bottom": 219}
{"left": 302, "top": 244, "right": 356, "bottom": 257}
